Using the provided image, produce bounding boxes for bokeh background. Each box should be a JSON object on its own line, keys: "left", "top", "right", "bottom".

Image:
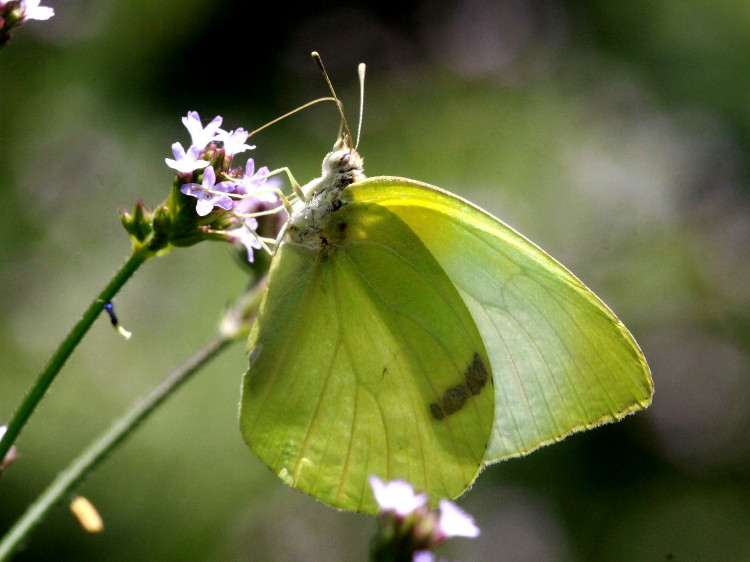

{"left": 2, "top": 0, "right": 750, "bottom": 560}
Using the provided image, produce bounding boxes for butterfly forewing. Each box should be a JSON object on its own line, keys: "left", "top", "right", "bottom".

{"left": 240, "top": 201, "right": 494, "bottom": 513}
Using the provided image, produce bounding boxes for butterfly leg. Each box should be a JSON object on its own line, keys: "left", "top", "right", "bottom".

{"left": 270, "top": 221, "right": 290, "bottom": 256}
{"left": 255, "top": 167, "right": 306, "bottom": 202}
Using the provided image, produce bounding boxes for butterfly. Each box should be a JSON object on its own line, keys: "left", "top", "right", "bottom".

{"left": 239, "top": 60, "right": 653, "bottom": 515}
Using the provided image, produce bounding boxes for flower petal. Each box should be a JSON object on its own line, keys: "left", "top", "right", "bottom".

{"left": 369, "top": 476, "right": 428, "bottom": 516}
{"left": 165, "top": 142, "right": 209, "bottom": 173}
{"left": 182, "top": 112, "right": 223, "bottom": 149}
{"left": 437, "top": 500, "right": 480, "bottom": 539}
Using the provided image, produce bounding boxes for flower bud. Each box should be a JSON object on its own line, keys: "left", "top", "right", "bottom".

{"left": 151, "top": 204, "right": 171, "bottom": 237}
{"left": 120, "top": 200, "right": 153, "bottom": 242}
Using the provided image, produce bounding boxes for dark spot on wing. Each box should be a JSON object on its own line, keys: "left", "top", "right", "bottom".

{"left": 442, "top": 384, "right": 472, "bottom": 415}
{"left": 430, "top": 402, "right": 446, "bottom": 420}
{"left": 429, "top": 353, "right": 489, "bottom": 420}
{"left": 465, "top": 352, "right": 489, "bottom": 395}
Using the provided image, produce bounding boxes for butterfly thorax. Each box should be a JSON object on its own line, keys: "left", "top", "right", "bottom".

{"left": 287, "top": 138, "right": 365, "bottom": 249}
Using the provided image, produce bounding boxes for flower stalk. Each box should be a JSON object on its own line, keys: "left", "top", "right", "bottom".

{"left": 0, "top": 109, "right": 282, "bottom": 559}
{"left": 0, "top": 279, "right": 265, "bottom": 561}
{"left": 0, "top": 250, "right": 148, "bottom": 464}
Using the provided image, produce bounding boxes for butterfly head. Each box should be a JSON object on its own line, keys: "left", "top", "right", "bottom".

{"left": 300, "top": 134, "right": 364, "bottom": 202}
{"left": 319, "top": 135, "right": 365, "bottom": 188}
{"left": 288, "top": 135, "right": 366, "bottom": 247}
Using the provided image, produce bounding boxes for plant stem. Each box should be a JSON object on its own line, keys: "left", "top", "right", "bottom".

{"left": 0, "top": 279, "right": 265, "bottom": 560}
{"left": 0, "top": 251, "right": 149, "bottom": 464}
{"left": 0, "top": 335, "right": 233, "bottom": 561}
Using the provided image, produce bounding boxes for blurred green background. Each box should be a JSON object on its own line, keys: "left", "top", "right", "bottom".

{"left": 2, "top": 0, "right": 750, "bottom": 560}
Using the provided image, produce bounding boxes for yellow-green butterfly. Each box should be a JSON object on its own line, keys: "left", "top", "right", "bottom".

{"left": 240, "top": 58, "right": 653, "bottom": 514}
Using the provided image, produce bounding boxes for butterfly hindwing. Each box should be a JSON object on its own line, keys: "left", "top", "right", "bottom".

{"left": 240, "top": 200, "right": 494, "bottom": 513}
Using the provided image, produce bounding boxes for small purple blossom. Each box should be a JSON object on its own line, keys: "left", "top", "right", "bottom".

{"left": 215, "top": 128, "right": 255, "bottom": 156}
{"left": 437, "top": 500, "right": 480, "bottom": 539}
{"left": 165, "top": 142, "right": 210, "bottom": 174}
{"left": 232, "top": 160, "right": 280, "bottom": 215}
{"left": 229, "top": 221, "right": 262, "bottom": 262}
{"left": 245, "top": 160, "right": 280, "bottom": 201}
{"left": 180, "top": 167, "right": 236, "bottom": 216}
{"left": 369, "top": 476, "right": 480, "bottom": 560}
{"left": 370, "top": 476, "right": 428, "bottom": 517}
{"left": 182, "top": 111, "right": 222, "bottom": 149}
{"left": 21, "top": 0, "right": 54, "bottom": 21}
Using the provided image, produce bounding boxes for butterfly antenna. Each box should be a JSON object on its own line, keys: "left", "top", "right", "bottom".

{"left": 355, "top": 63, "right": 365, "bottom": 149}
{"left": 311, "top": 51, "right": 354, "bottom": 146}
{"left": 246, "top": 97, "right": 338, "bottom": 138}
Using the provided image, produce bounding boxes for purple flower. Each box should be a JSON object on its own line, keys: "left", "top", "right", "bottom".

{"left": 215, "top": 128, "right": 255, "bottom": 156}
{"left": 182, "top": 111, "right": 222, "bottom": 149}
{"left": 21, "top": 0, "right": 54, "bottom": 21}
{"left": 180, "top": 167, "right": 236, "bottom": 216}
{"left": 370, "top": 476, "right": 428, "bottom": 517}
{"left": 165, "top": 142, "right": 210, "bottom": 174}
{"left": 369, "top": 476, "right": 480, "bottom": 561}
{"left": 233, "top": 160, "right": 280, "bottom": 211}
{"left": 437, "top": 500, "right": 480, "bottom": 539}
{"left": 246, "top": 160, "right": 280, "bottom": 200}
{"left": 229, "top": 221, "right": 262, "bottom": 262}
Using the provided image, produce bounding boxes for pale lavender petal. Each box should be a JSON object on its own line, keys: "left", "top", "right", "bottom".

{"left": 244, "top": 217, "right": 259, "bottom": 231}
{"left": 201, "top": 166, "right": 217, "bottom": 186}
{"left": 201, "top": 167, "right": 236, "bottom": 193}
{"left": 165, "top": 142, "right": 209, "bottom": 173}
{"left": 236, "top": 162, "right": 280, "bottom": 203}
{"left": 437, "top": 500, "right": 480, "bottom": 538}
{"left": 188, "top": 188, "right": 233, "bottom": 216}
{"left": 213, "top": 180, "right": 237, "bottom": 193}
{"left": 216, "top": 128, "right": 255, "bottom": 156}
{"left": 179, "top": 167, "right": 235, "bottom": 216}
{"left": 22, "top": 0, "right": 54, "bottom": 20}
{"left": 370, "top": 476, "right": 427, "bottom": 516}
{"left": 182, "top": 111, "right": 223, "bottom": 149}
{"left": 231, "top": 226, "right": 262, "bottom": 262}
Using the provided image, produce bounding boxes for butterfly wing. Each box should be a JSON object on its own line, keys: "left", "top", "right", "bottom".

{"left": 346, "top": 177, "right": 653, "bottom": 464}
{"left": 240, "top": 201, "right": 494, "bottom": 513}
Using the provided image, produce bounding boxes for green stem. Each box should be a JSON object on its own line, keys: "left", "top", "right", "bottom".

{"left": 0, "top": 278, "right": 265, "bottom": 560}
{"left": 0, "top": 335, "right": 234, "bottom": 561}
{"left": 0, "top": 250, "right": 149, "bottom": 463}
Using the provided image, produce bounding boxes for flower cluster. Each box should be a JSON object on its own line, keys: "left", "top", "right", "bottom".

{"left": 369, "top": 476, "right": 480, "bottom": 561}
{"left": 0, "top": 0, "right": 54, "bottom": 48}
{"left": 167, "top": 111, "right": 283, "bottom": 261}
{"left": 121, "top": 111, "right": 284, "bottom": 263}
